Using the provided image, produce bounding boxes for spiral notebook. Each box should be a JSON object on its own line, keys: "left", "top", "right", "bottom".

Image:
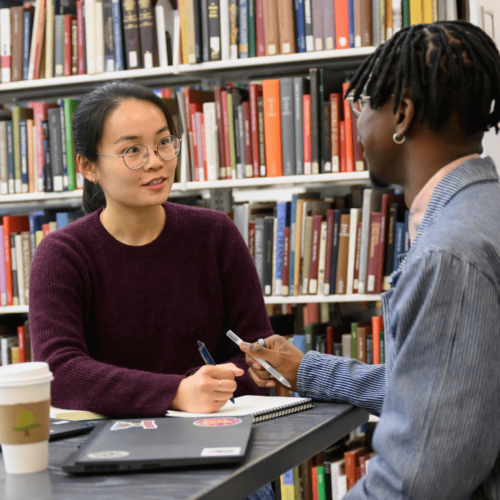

{"left": 167, "top": 395, "right": 314, "bottom": 423}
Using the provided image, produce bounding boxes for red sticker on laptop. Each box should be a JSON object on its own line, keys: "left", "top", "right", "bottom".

{"left": 110, "top": 421, "right": 158, "bottom": 431}
{"left": 194, "top": 418, "right": 242, "bottom": 427}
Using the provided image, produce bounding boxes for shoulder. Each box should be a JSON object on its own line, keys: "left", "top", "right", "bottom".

{"left": 165, "top": 202, "right": 239, "bottom": 237}
{"left": 33, "top": 212, "right": 99, "bottom": 268}
{"left": 409, "top": 184, "right": 500, "bottom": 284}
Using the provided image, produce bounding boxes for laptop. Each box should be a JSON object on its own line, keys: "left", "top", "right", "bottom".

{"left": 62, "top": 415, "right": 253, "bottom": 474}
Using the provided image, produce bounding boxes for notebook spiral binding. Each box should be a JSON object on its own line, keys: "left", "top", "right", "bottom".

{"left": 252, "top": 400, "right": 314, "bottom": 423}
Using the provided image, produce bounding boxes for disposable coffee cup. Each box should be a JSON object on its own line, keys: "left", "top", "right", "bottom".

{"left": 0, "top": 362, "right": 53, "bottom": 474}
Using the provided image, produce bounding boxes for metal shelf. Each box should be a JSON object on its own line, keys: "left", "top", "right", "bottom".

{"left": 264, "top": 294, "right": 381, "bottom": 304}
{"left": 0, "top": 306, "right": 29, "bottom": 314}
{"left": 0, "top": 48, "right": 376, "bottom": 103}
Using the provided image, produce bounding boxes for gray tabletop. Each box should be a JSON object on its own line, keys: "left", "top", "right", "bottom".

{"left": 1, "top": 402, "right": 368, "bottom": 500}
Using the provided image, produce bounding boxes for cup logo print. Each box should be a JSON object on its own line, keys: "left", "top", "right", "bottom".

{"left": 13, "top": 409, "right": 41, "bottom": 436}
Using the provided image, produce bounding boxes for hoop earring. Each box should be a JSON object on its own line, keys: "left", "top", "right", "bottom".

{"left": 393, "top": 133, "right": 406, "bottom": 145}
{"left": 93, "top": 175, "right": 97, "bottom": 185}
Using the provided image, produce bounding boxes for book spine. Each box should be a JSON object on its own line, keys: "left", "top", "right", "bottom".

{"left": 301, "top": 216, "right": 313, "bottom": 294}
{"left": 342, "top": 82, "right": 354, "bottom": 172}
{"left": 12, "top": 109, "right": 23, "bottom": 193}
{"left": 94, "top": 0, "right": 105, "bottom": 73}
{"left": 208, "top": 0, "right": 221, "bottom": 61}
{"left": 255, "top": 0, "right": 265, "bottom": 56}
{"left": 7, "top": 122, "right": 14, "bottom": 194}
{"left": 221, "top": 90, "right": 231, "bottom": 179}
{"left": 353, "top": 219, "right": 362, "bottom": 292}
{"left": 227, "top": 91, "right": 237, "bottom": 179}
{"left": 322, "top": 101, "right": 331, "bottom": 173}
{"left": 257, "top": 96, "right": 266, "bottom": 177}
{"left": 311, "top": 0, "right": 323, "bottom": 50}
{"left": 138, "top": 0, "right": 158, "bottom": 68}
{"left": 59, "top": 105, "right": 68, "bottom": 190}
{"left": 214, "top": 87, "right": 227, "bottom": 179}
{"left": 235, "top": 105, "right": 244, "bottom": 179}
{"left": 281, "top": 225, "right": 291, "bottom": 295}
{"left": 293, "top": 78, "right": 304, "bottom": 176}
{"left": 201, "top": 0, "right": 210, "bottom": 61}
{"left": 71, "top": 18, "right": 78, "bottom": 74}
{"left": 348, "top": 0, "right": 355, "bottom": 47}
{"left": 303, "top": 94, "right": 311, "bottom": 175}
{"left": 249, "top": 84, "right": 260, "bottom": 177}
{"left": 23, "top": 11, "right": 34, "bottom": 81}
{"left": 203, "top": 102, "right": 218, "bottom": 181}
{"left": 361, "top": 0, "right": 372, "bottom": 45}
{"left": 0, "top": 122, "right": 7, "bottom": 195}
{"left": 330, "top": 93, "right": 340, "bottom": 172}
{"left": 63, "top": 15, "right": 74, "bottom": 76}
{"left": 277, "top": 0, "right": 296, "bottom": 55}
{"left": 254, "top": 218, "right": 265, "bottom": 290}
{"left": 383, "top": 204, "right": 398, "bottom": 288}
{"left": 316, "top": 221, "right": 328, "bottom": 295}
{"left": 294, "top": 0, "right": 306, "bottom": 52}
{"left": 11, "top": 234, "right": 19, "bottom": 305}
{"left": 121, "top": 0, "right": 142, "bottom": 69}
{"left": 54, "top": 15, "right": 65, "bottom": 77}
{"left": 11, "top": 7, "right": 24, "bottom": 83}
{"left": 21, "top": 232, "right": 31, "bottom": 305}
{"left": 346, "top": 208, "right": 360, "bottom": 295}
{"left": 85, "top": 0, "right": 96, "bottom": 74}
{"left": 46, "top": 0, "right": 55, "bottom": 79}
{"left": 303, "top": 0, "right": 314, "bottom": 51}
{"left": 335, "top": 213, "right": 350, "bottom": 294}
{"left": 242, "top": 101, "right": 253, "bottom": 178}
{"left": 262, "top": 79, "right": 283, "bottom": 177}
{"left": 366, "top": 212, "right": 382, "bottom": 293}
{"left": 323, "top": 0, "right": 335, "bottom": 50}
{"left": 101, "top": 0, "right": 114, "bottom": 72}
{"left": 220, "top": 0, "right": 230, "bottom": 60}
{"left": 262, "top": 0, "right": 280, "bottom": 56}
{"left": 77, "top": 1, "right": 85, "bottom": 74}
{"left": 247, "top": 0, "right": 256, "bottom": 57}
{"left": 20, "top": 121, "right": 29, "bottom": 193}
{"left": 229, "top": 0, "right": 238, "bottom": 59}
{"left": 308, "top": 215, "right": 322, "bottom": 294}
{"left": 238, "top": 0, "right": 248, "bottom": 58}
{"left": 280, "top": 78, "right": 295, "bottom": 176}
{"left": 309, "top": 69, "right": 319, "bottom": 174}
{"left": 275, "top": 202, "right": 286, "bottom": 296}
{"left": 263, "top": 216, "right": 274, "bottom": 295}
{"left": 0, "top": 226, "right": 6, "bottom": 306}
{"left": 323, "top": 209, "right": 334, "bottom": 295}
{"left": 48, "top": 109, "right": 63, "bottom": 192}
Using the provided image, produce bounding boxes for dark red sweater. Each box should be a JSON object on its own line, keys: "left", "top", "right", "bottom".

{"left": 29, "top": 202, "right": 272, "bottom": 417}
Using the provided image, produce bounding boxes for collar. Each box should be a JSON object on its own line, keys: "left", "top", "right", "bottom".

{"left": 400, "top": 156, "right": 499, "bottom": 271}
{"left": 408, "top": 154, "right": 480, "bottom": 244}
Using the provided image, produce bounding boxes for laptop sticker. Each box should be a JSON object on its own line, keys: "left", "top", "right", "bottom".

{"left": 201, "top": 447, "right": 242, "bottom": 456}
{"left": 87, "top": 451, "right": 130, "bottom": 459}
{"left": 194, "top": 418, "right": 242, "bottom": 427}
{"left": 110, "top": 421, "right": 158, "bottom": 431}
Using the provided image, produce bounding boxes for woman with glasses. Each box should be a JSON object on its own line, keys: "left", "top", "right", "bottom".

{"left": 29, "top": 81, "right": 273, "bottom": 420}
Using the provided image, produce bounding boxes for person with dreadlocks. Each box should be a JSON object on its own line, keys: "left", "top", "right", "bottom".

{"left": 238, "top": 20, "right": 500, "bottom": 499}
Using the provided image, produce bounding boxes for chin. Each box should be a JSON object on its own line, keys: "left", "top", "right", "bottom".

{"left": 369, "top": 170, "right": 392, "bottom": 188}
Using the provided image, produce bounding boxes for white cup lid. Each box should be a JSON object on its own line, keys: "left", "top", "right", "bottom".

{"left": 0, "top": 362, "right": 54, "bottom": 387}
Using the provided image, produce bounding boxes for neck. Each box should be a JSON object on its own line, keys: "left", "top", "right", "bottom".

{"left": 99, "top": 203, "right": 166, "bottom": 246}
{"left": 400, "top": 131, "right": 483, "bottom": 207}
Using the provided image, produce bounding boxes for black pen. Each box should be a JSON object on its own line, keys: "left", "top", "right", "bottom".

{"left": 197, "top": 341, "right": 235, "bottom": 404}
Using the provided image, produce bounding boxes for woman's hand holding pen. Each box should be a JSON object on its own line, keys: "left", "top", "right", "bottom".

{"left": 169, "top": 364, "right": 243, "bottom": 413}
{"left": 239, "top": 335, "right": 304, "bottom": 392}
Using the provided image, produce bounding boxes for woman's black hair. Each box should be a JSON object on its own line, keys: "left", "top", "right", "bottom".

{"left": 346, "top": 20, "right": 500, "bottom": 135}
{"left": 72, "top": 80, "right": 177, "bottom": 214}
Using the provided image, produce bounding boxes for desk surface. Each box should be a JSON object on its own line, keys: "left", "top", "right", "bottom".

{"left": 1, "top": 402, "right": 368, "bottom": 500}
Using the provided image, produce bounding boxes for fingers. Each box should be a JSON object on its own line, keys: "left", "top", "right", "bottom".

{"left": 247, "top": 367, "right": 276, "bottom": 388}
{"left": 212, "top": 378, "right": 237, "bottom": 395}
{"left": 200, "top": 363, "right": 244, "bottom": 380}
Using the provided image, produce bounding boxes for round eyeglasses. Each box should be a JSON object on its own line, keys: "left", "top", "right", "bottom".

{"left": 97, "top": 136, "right": 182, "bottom": 170}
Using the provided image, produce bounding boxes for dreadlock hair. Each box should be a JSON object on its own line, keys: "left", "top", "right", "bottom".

{"left": 346, "top": 20, "right": 500, "bottom": 135}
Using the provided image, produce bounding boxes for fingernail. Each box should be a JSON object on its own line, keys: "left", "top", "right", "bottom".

{"left": 266, "top": 382, "right": 274, "bottom": 388}
{"left": 252, "top": 363, "right": 260, "bottom": 369}
{"left": 240, "top": 342, "right": 250, "bottom": 349}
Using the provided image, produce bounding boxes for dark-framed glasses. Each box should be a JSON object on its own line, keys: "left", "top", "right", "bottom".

{"left": 97, "top": 136, "right": 182, "bottom": 170}
{"left": 346, "top": 93, "right": 371, "bottom": 119}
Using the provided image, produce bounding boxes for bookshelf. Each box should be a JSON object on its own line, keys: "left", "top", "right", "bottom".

{"left": 0, "top": 294, "right": 383, "bottom": 314}
{"left": 0, "top": 49, "right": 376, "bottom": 103}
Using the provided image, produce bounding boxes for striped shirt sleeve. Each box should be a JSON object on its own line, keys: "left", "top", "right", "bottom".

{"left": 297, "top": 352, "right": 386, "bottom": 416}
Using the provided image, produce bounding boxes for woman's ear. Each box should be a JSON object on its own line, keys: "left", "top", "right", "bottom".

{"left": 77, "top": 155, "right": 96, "bottom": 184}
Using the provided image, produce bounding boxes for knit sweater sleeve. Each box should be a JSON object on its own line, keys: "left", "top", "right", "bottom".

{"left": 29, "top": 232, "right": 182, "bottom": 418}
{"left": 213, "top": 213, "right": 273, "bottom": 397}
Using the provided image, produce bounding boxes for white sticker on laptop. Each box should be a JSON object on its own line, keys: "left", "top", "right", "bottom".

{"left": 87, "top": 451, "right": 130, "bottom": 459}
{"left": 110, "top": 421, "right": 157, "bottom": 430}
{"left": 201, "top": 447, "right": 242, "bottom": 457}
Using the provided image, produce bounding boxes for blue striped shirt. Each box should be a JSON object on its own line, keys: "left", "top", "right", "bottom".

{"left": 297, "top": 157, "right": 500, "bottom": 499}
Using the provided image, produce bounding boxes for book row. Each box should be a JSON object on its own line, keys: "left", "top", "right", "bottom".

{"left": 233, "top": 189, "right": 409, "bottom": 298}
{"left": 0, "top": 320, "right": 31, "bottom": 366}
{"left": 176, "top": 75, "right": 365, "bottom": 183}
{"left": 179, "top": 0, "right": 462, "bottom": 64}
{"left": 0, "top": 0, "right": 470, "bottom": 83}
{"left": 0, "top": 99, "right": 80, "bottom": 195}
{"left": 1, "top": 211, "right": 80, "bottom": 307}
{"left": 279, "top": 425, "right": 376, "bottom": 499}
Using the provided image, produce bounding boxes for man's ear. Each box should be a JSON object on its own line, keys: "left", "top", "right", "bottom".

{"left": 394, "top": 97, "right": 415, "bottom": 139}
{"left": 77, "top": 155, "right": 96, "bottom": 183}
